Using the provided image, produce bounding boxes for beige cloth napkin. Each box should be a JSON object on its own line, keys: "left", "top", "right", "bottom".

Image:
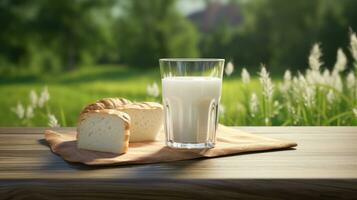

{"left": 44, "top": 125, "right": 297, "bottom": 166}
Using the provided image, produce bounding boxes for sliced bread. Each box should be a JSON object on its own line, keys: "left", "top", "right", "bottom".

{"left": 118, "top": 102, "right": 163, "bottom": 142}
{"left": 77, "top": 109, "right": 130, "bottom": 154}
{"left": 81, "top": 98, "right": 163, "bottom": 142}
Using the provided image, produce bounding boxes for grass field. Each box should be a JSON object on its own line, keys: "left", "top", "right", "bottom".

{"left": 1, "top": 62, "right": 357, "bottom": 127}
{"left": 0, "top": 65, "right": 258, "bottom": 126}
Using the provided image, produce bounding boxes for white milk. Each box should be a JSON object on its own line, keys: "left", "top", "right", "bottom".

{"left": 162, "top": 76, "right": 222, "bottom": 144}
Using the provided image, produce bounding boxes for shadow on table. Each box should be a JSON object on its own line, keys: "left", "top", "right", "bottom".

{"left": 36, "top": 138, "right": 296, "bottom": 176}
{"left": 37, "top": 139, "right": 96, "bottom": 170}
{"left": 37, "top": 139, "right": 198, "bottom": 171}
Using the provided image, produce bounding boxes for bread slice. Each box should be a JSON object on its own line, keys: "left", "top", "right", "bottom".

{"left": 77, "top": 109, "right": 130, "bottom": 154}
{"left": 81, "top": 98, "right": 163, "bottom": 142}
{"left": 118, "top": 102, "right": 163, "bottom": 142}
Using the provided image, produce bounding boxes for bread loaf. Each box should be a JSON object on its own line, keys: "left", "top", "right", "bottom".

{"left": 81, "top": 98, "right": 163, "bottom": 142}
{"left": 77, "top": 109, "right": 130, "bottom": 154}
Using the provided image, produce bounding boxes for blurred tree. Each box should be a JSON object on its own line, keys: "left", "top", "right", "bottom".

{"left": 239, "top": 0, "right": 322, "bottom": 71}
{"left": 191, "top": 0, "right": 242, "bottom": 65}
{"left": 0, "top": 0, "right": 115, "bottom": 74}
{"left": 200, "top": 0, "right": 357, "bottom": 73}
{"left": 200, "top": 22, "right": 235, "bottom": 60}
{"left": 116, "top": 0, "right": 199, "bottom": 67}
{"left": 0, "top": 0, "right": 35, "bottom": 74}
{"left": 2, "top": 0, "right": 357, "bottom": 74}
{"left": 32, "top": 0, "right": 115, "bottom": 71}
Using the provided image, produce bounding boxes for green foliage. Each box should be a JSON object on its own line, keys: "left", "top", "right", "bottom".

{"left": 0, "top": 0, "right": 34, "bottom": 73}
{"left": 202, "top": 0, "right": 357, "bottom": 73}
{"left": 1, "top": 0, "right": 357, "bottom": 74}
{"left": 0, "top": 0, "right": 115, "bottom": 74}
{"left": 0, "top": 0, "right": 199, "bottom": 72}
{"left": 116, "top": 0, "right": 199, "bottom": 67}
{"left": 32, "top": 0, "right": 115, "bottom": 70}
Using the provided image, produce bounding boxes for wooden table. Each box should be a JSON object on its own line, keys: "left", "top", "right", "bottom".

{"left": 0, "top": 127, "right": 357, "bottom": 200}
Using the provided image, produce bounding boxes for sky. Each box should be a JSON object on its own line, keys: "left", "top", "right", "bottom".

{"left": 176, "top": 0, "right": 232, "bottom": 16}
{"left": 112, "top": 0, "right": 229, "bottom": 18}
{"left": 176, "top": 0, "right": 206, "bottom": 15}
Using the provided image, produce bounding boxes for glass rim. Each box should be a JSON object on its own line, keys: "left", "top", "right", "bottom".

{"left": 159, "top": 58, "right": 225, "bottom": 62}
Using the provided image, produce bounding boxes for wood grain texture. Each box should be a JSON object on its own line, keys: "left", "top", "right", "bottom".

{"left": 1, "top": 127, "right": 357, "bottom": 200}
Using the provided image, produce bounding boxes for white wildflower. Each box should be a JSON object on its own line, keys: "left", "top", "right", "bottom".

{"left": 264, "top": 117, "right": 269, "bottom": 125}
{"left": 26, "top": 106, "right": 34, "bottom": 119}
{"left": 11, "top": 102, "right": 25, "bottom": 119}
{"left": 309, "top": 43, "right": 323, "bottom": 71}
{"left": 346, "top": 71, "right": 356, "bottom": 89}
{"left": 278, "top": 83, "right": 284, "bottom": 94}
{"left": 306, "top": 69, "right": 323, "bottom": 85}
{"left": 225, "top": 61, "right": 234, "bottom": 76}
{"left": 298, "top": 73, "right": 307, "bottom": 86}
{"left": 326, "top": 90, "right": 335, "bottom": 104}
{"left": 287, "top": 104, "right": 299, "bottom": 125}
{"left": 241, "top": 68, "right": 250, "bottom": 84}
{"left": 284, "top": 70, "right": 292, "bottom": 82}
{"left": 280, "top": 70, "right": 292, "bottom": 93}
{"left": 332, "top": 73, "right": 343, "bottom": 92}
{"left": 48, "top": 114, "right": 60, "bottom": 127}
{"left": 350, "top": 31, "right": 357, "bottom": 62}
{"left": 333, "top": 48, "right": 347, "bottom": 73}
{"left": 291, "top": 76, "right": 301, "bottom": 102}
{"left": 259, "top": 65, "right": 274, "bottom": 101}
{"left": 249, "top": 93, "right": 258, "bottom": 117}
{"left": 304, "top": 86, "right": 315, "bottom": 108}
{"left": 38, "top": 86, "right": 50, "bottom": 108}
{"left": 322, "top": 69, "right": 331, "bottom": 85}
{"left": 353, "top": 108, "right": 357, "bottom": 118}
{"left": 273, "top": 100, "right": 282, "bottom": 116}
{"left": 298, "top": 74, "right": 315, "bottom": 108}
{"left": 219, "top": 103, "right": 225, "bottom": 115}
{"left": 295, "top": 73, "right": 307, "bottom": 93}
{"left": 29, "top": 90, "right": 38, "bottom": 108}
{"left": 146, "top": 82, "right": 159, "bottom": 97}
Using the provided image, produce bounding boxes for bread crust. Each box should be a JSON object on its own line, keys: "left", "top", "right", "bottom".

{"left": 80, "top": 98, "right": 132, "bottom": 115}
{"left": 80, "top": 98, "right": 163, "bottom": 114}
{"left": 77, "top": 109, "right": 131, "bottom": 153}
{"left": 119, "top": 102, "right": 163, "bottom": 110}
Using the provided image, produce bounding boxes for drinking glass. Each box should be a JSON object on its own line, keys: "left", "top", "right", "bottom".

{"left": 159, "top": 58, "right": 225, "bottom": 149}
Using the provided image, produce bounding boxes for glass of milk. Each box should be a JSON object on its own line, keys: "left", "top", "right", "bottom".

{"left": 159, "top": 58, "right": 225, "bottom": 149}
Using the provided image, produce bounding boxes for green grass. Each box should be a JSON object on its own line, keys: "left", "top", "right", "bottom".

{"left": 0, "top": 66, "right": 160, "bottom": 126}
{"left": 0, "top": 65, "right": 240, "bottom": 126}
{"left": 0, "top": 65, "right": 259, "bottom": 126}
{"left": 1, "top": 64, "right": 356, "bottom": 126}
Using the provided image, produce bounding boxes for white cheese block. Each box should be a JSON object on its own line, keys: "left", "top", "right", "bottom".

{"left": 77, "top": 109, "right": 130, "bottom": 154}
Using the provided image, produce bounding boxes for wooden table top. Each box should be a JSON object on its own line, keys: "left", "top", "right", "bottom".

{"left": 1, "top": 127, "right": 357, "bottom": 200}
